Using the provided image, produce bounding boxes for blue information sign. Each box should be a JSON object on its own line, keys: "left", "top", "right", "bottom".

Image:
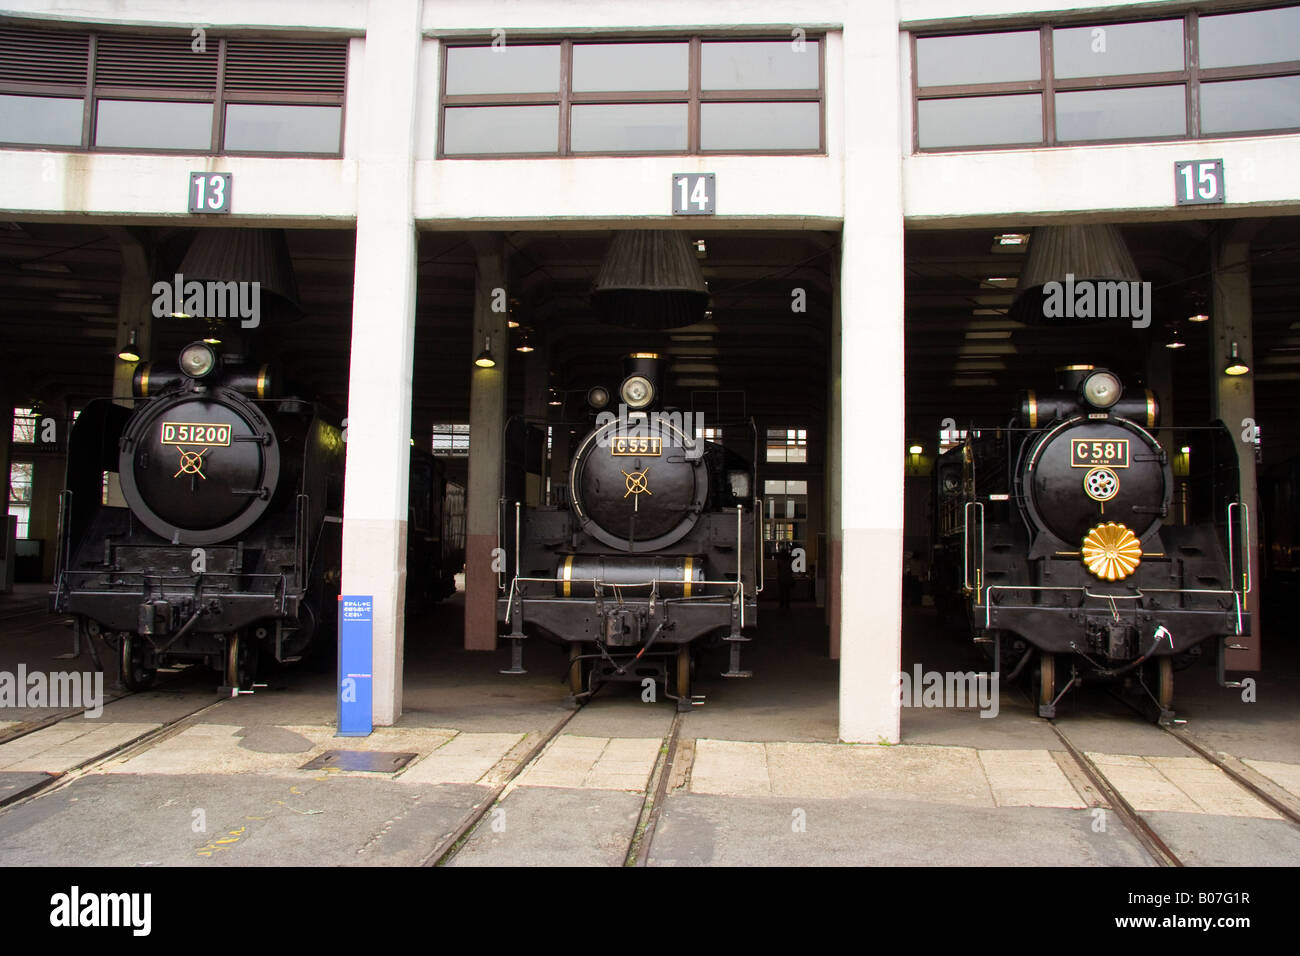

{"left": 338, "top": 595, "right": 373, "bottom": 736}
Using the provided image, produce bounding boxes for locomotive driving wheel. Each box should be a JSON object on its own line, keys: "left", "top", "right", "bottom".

{"left": 675, "top": 645, "right": 693, "bottom": 700}
{"left": 568, "top": 642, "right": 588, "bottom": 696}
{"left": 119, "top": 633, "right": 156, "bottom": 692}
{"left": 224, "top": 632, "right": 258, "bottom": 691}
{"left": 1037, "top": 651, "right": 1056, "bottom": 711}
{"left": 1144, "top": 656, "right": 1174, "bottom": 713}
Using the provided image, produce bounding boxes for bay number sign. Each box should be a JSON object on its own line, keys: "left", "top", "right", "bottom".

{"left": 189, "top": 172, "right": 232, "bottom": 213}
{"left": 1174, "top": 160, "right": 1225, "bottom": 206}
{"left": 673, "top": 173, "right": 716, "bottom": 215}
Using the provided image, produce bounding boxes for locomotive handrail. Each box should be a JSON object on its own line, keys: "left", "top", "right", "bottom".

{"left": 963, "top": 501, "right": 985, "bottom": 597}
{"left": 754, "top": 497, "right": 764, "bottom": 593}
{"left": 979, "top": 583, "right": 1246, "bottom": 632}
{"left": 515, "top": 501, "right": 522, "bottom": 581}
{"left": 496, "top": 496, "right": 505, "bottom": 592}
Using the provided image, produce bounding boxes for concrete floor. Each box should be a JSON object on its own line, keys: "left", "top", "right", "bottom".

{"left": 0, "top": 583, "right": 1296, "bottom": 867}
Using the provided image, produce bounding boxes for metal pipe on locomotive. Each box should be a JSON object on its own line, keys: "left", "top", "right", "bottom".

{"left": 933, "top": 365, "right": 1253, "bottom": 721}
{"left": 497, "top": 353, "right": 761, "bottom": 709}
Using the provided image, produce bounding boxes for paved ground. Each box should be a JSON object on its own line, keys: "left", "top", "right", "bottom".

{"left": 0, "top": 585, "right": 1296, "bottom": 867}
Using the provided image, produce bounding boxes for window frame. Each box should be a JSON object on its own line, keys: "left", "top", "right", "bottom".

{"left": 438, "top": 34, "right": 825, "bottom": 159}
{"left": 0, "top": 29, "right": 348, "bottom": 158}
{"left": 911, "top": 6, "right": 1300, "bottom": 153}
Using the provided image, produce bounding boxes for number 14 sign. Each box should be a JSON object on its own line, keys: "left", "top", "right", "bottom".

{"left": 672, "top": 173, "right": 715, "bottom": 215}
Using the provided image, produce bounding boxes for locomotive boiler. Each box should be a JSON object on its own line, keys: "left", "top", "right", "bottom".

{"left": 934, "top": 365, "right": 1252, "bottom": 720}
{"left": 498, "top": 353, "right": 760, "bottom": 708}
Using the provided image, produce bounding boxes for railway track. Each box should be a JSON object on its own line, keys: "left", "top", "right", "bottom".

{"left": 1049, "top": 716, "right": 1300, "bottom": 868}
{"left": 428, "top": 707, "right": 688, "bottom": 868}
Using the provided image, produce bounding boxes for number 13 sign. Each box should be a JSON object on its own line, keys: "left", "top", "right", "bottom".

{"left": 189, "top": 172, "right": 232, "bottom": 213}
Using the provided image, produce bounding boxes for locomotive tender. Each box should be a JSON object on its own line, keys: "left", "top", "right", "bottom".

{"left": 51, "top": 340, "right": 460, "bottom": 692}
{"left": 935, "top": 365, "right": 1252, "bottom": 720}
{"left": 498, "top": 353, "right": 760, "bottom": 708}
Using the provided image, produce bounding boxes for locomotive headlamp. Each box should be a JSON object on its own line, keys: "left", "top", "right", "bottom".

{"left": 179, "top": 342, "right": 217, "bottom": 379}
{"left": 621, "top": 375, "right": 654, "bottom": 410}
{"left": 587, "top": 385, "right": 610, "bottom": 410}
{"left": 1081, "top": 370, "right": 1122, "bottom": 409}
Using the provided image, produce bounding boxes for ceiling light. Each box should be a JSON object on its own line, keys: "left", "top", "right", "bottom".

{"left": 474, "top": 334, "right": 495, "bottom": 368}
{"left": 117, "top": 329, "right": 141, "bottom": 363}
{"left": 1165, "top": 335, "right": 1186, "bottom": 349}
{"left": 1187, "top": 312, "right": 1209, "bottom": 323}
{"left": 1224, "top": 341, "right": 1250, "bottom": 376}
{"left": 965, "top": 330, "right": 1013, "bottom": 340}
{"left": 1180, "top": 446, "right": 1190, "bottom": 454}
{"left": 909, "top": 445, "right": 923, "bottom": 455}
{"left": 995, "top": 232, "right": 1029, "bottom": 247}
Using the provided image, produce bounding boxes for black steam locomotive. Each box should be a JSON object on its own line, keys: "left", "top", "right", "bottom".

{"left": 498, "top": 353, "right": 760, "bottom": 709}
{"left": 934, "top": 365, "right": 1252, "bottom": 720}
{"left": 51, "top": 340, "right": 460, "bottom": 692}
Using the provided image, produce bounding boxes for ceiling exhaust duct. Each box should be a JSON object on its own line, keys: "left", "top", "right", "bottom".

{"left": 1010, "top": 224, "right": 1140, "bottom": 326}
{"left": 592, "top": 230, "right": 710, "bottom": 329}
{"left": 176, "top": 228, "right": 303, "bottom": 324}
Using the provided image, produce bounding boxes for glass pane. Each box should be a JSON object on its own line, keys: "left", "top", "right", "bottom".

{"left": 915, "top": 32, "right": 1040, "bottom": 87}
{"left": 571, "top": 103, "right": 686, "bottom": 152}
{"left": 223, "top": 104, "right": 341, "bottom": 153}
{"left": 445, "top": 45, "right": 560, "bottom": 95}
{"left": 1200, "top": 6, "right": 1300, "bottom": 69}
{"left": 702, "top": 40, "right": 819, "bottom": 90}
{"left": 701, "top": 101, "right": 819, "bottom": 149}
{"left": 1056, "top": 85, "right": 1186, "bottom": 141}
{"left": 573, "top": 43, "right": 688, "bottom": 92}
{"left": 1053, "top": 20, "right": 1184, "bottom": 78}
{"left": 0, "top": 95, "right": 82, "bottom": 146}
{"left": 94, "top": 100, "right": 213, "bottom": 150}
{"left": 916, "top": 94, "right": 1041, "bottom": 148}
{"left": 1201, "top": 76, "right": 1300, "bottom": 133}
{"left": 442, "top": 105, "right": 558, "bottom": 154}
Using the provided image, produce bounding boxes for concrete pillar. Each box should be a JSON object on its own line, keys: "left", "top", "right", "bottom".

{"left": 1210, "top": 223, "right": 1261, "bottom": 672}
{"left": 464, "top": 236, "right": 507, "bottom": 651}
{"left": 106, "top": 228, "right": 152, "bottom": 508}
{"left": 0, "top": 403, "right": 11, "bottom": 594}
{"left": 339, "top": 0, "right": 423, "bottom": 726}
{"left": 826, "top": 243, "right": 842, "bottom": 657}
{"left": 838, "top": 4, "right": 906, "bottom": 743}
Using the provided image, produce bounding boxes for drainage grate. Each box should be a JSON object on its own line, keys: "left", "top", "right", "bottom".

{"left": 299, "top": 750, "right": 417, "bottom": 773}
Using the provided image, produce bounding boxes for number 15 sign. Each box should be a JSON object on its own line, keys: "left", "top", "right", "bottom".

{"left": 1174, "top": 160, "right": 1224, "bottom": 205}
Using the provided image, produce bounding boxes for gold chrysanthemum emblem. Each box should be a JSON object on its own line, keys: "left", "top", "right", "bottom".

{"left": 1081, "top": 522, "right": 1143, "bottom": 581}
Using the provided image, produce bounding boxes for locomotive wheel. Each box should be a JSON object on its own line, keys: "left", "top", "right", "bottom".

{"left": 675, "top": 645, "right": 692, "bottom": 699}
{"left": 568, "top": 643, "right": 587, "bottom": 696}
{"left": 1152, "top": 656, "right": 1174, "bottom": 711}
{"left": 119, "top": 634, "right": 156, "bottom": 692}
{"left": 1038, "top": 651, "right": 1056, "bottom": 708}
{"left": 225, "top": 633, "right": 258, "bottom": 691}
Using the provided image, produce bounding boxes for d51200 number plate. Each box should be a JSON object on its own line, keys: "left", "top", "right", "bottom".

{"left": 161, "top": 422, "right": 232, "bottom": 447}
{"left": 1071, "top": 438, "right": 1128, "bottom": 468}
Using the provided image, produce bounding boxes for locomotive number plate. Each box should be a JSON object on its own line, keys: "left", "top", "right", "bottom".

{"left": 161, "top": 422, "right": 231, "bottom": 447}
{"left": 611, "top": 436, "right": 662, "bottom": 456}
{"left": 1071, "top": 438, "right": 1128, "bottom": 468}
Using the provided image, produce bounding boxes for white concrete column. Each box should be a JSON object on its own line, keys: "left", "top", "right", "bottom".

{"left": 106, "top": 228, "right": 152, "bottom": 508}
{"left": 340, "top": 0, "right": 423, "bottom": 726}
{"left": 838, "top": 4, "right": 906, "bottom": 743}
{"left": 1210, "top": 223, "right": 1262, "bottom": 672}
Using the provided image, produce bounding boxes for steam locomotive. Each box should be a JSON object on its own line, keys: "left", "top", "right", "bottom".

{"left": 498, "top": 353, "right": 760, "bottom": 709}
{"left": 51, "top": 340, "right": 459, "bottom": 692}
{"left": 934, "top": 365, "right": 1252, "bottom": 720}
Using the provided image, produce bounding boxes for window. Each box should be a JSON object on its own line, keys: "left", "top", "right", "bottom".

{"left": 432, "top": 423, "right": 470, "bottom": 456}
{"left": 762, "top": 479, "right": 808, "bottom": 550}
{"left": 9, "top": 462, "right": 32, "bottom": 538}
{"left": 938, "top": 425, "right": 969, "bottom": 451}
{"left": 12, "top": 407, "right": 35, "bottom": 444}
{"left": 696, "top": 426, "right": 724, "bottom": 442}
{"left": 0, "top": 27, "right": 346, "bottom": 155}
{"left": 766, "top": 428, "right": 807, "bottom": 463}
{"left": 440, "top": 36, "right": 823, "bottom": 157}
{"left": 913, "top": 6, "right": 1300, "bottom": 150}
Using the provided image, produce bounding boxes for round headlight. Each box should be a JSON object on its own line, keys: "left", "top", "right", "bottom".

{"left": 1081, "top": 370, "right": 1122, "bottom": 409}
{"left": 620, "top": 375, "right": 654, "bottom": 410}
{"left": 587, "top": 385, "right": 610, "bottom": 410}
{"left": 179, "top": 342, "right": 217, "bottom": 379}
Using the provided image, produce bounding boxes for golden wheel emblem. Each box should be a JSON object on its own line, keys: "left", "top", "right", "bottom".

{"left": 1081, "top": 522, "right": 1143, "bottom": 581}
{"left": 174, "top": 447, "right": 209, "bottom": 479}
{"left": 622, "top": 468, "right": 651, "bottom": 498}
{"left": 1084, "top": 467, "right": 1119, "bottom": 501}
